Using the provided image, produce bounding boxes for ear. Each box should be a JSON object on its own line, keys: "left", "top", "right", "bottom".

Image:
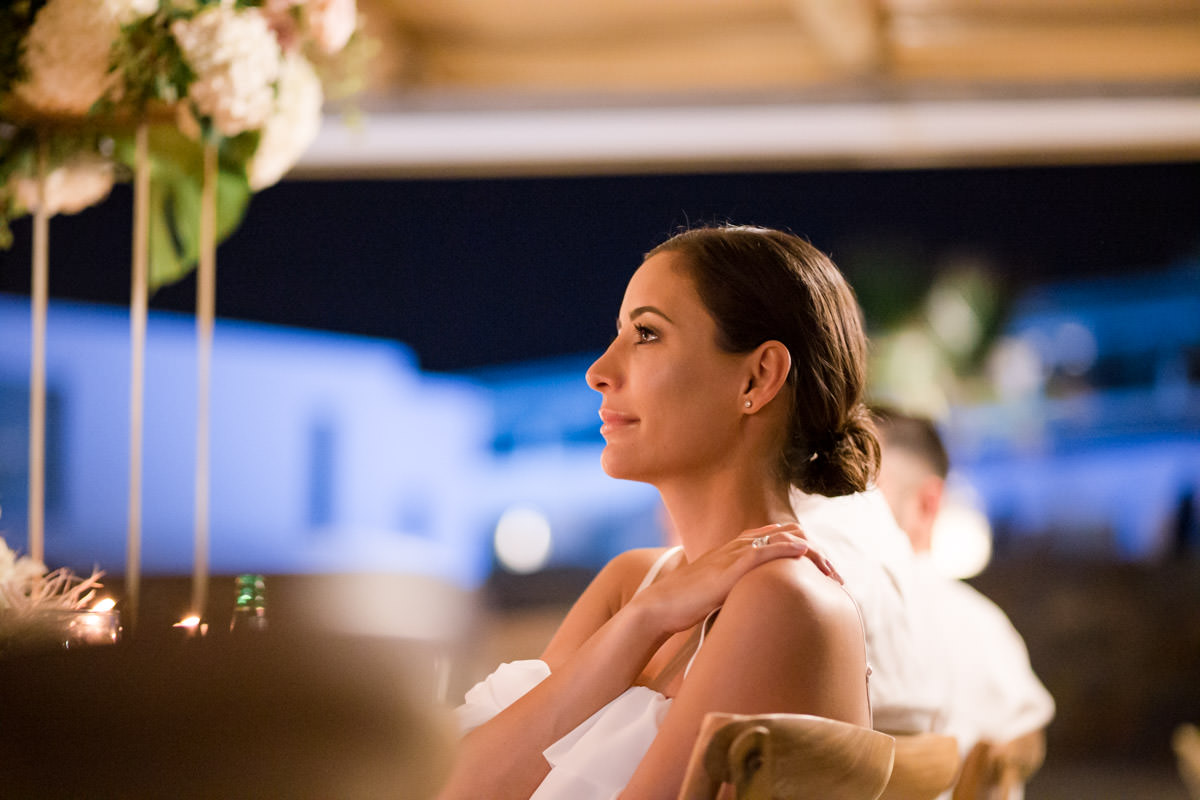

{"left": 741, "top": 340, "right": 791, "bottom": 412}
{"left": 912, "top": 475, "right": 945, "bottom": 549}
{"left": 916, "top": 475, "right": 944, "bottom": 524}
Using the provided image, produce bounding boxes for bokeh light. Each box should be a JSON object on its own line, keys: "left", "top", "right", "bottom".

{"left": 494, "top": 506, "right": 553, "bottom": 574}
{"left": 930, "top": 482, "right": 994, "bottom": 580}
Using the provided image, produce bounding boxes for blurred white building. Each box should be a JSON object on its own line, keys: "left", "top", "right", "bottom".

{"left": 0, "top": 295, "right": 658, "bottom": 584}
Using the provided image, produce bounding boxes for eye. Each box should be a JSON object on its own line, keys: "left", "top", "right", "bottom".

{"left": 633, "top": 323, "right": 659, "bottom": 344}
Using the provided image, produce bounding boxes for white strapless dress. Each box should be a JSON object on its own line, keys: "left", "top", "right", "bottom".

{"left": 453, "top": 545, "right": 870, "bottom": 800}
{"left": 455, "top": 546, "right": 687, "bottom": 800}
{"left": 457, "top": 658, "right": 672, "bottom": 800}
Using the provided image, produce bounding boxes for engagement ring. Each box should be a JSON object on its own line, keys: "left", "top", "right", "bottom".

{"left": 751, "top": 535, "right": 771, "bottom": 549}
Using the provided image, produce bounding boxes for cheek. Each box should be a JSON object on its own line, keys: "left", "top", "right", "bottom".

{"left": 642, "top": 362, "right": 689, "bottom": 404}
{"left": 643, "top": 361, "right": 713, "bottom": 420}
{"left": 647, "top": 361, "right": 738, "bottom": 440}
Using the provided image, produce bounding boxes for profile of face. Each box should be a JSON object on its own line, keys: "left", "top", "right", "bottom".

{"left": 585, "top": 251, "right": 752, "bottom": 485}
{"left": 587, "top": 225, "right": 880, "bottom": 499}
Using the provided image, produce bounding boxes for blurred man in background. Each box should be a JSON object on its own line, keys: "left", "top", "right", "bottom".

{"left": 873, "top": 406, "right": 1055, "bottom": 800}
{"left": 790, "top": 483, "right": 940, "bottom": 736}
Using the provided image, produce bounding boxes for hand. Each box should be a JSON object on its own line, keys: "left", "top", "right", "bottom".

{"left": 630, "top": 523, "right": 840, "bottom": 636}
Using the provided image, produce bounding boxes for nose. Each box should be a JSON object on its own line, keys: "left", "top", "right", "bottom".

{"left": 586, "top": 340, "right": 618, "bottom": 393}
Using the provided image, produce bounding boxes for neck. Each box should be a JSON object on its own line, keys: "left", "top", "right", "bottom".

{"left": 658, "top": 466, "right": 796, "bottom": 561}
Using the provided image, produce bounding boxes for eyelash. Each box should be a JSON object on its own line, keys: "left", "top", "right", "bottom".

{"left": 611, "top": 322, "right": 661, "bottom": 345}
{"left": 633, "top": 324, "right": 659, "bottom": 344}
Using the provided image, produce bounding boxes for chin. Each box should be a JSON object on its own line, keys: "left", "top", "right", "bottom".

{"left": 599, "top": 448, "right": 651, "bottom": 484}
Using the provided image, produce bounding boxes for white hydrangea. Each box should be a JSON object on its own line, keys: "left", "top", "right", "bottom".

{"left": 260, "top": 0, "right": 356, "bottom": 55}
{"left": 304, "top": 0, "right": 357, "bottom": 55}
{"left": 13, "top": 0, "right": 157, "bottom": 116}
{"left": 262, "top": 0, "right": 304, "bottom": 16}
{"left": 260, "top": 0, "right": 304, "bottom": 53}
{"left": 8, "top": 153, "right": 116, "bottom": 216}
{"left": 171, "top": 5, "right": 283, "bottom": 138}
{"left": 248, "top": 53, "right": 323, "bottom": 190}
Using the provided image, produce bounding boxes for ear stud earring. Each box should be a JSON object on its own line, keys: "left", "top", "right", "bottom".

{"left": 744, "top": 400, "right": 752, "bottom": 408}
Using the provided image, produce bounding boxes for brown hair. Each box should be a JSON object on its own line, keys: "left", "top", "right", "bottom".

{"left": 648, "top": 225, "right": 880, "bottom": 496}
{"left": 871, "top": 405, "right": 950, "bottom": 479}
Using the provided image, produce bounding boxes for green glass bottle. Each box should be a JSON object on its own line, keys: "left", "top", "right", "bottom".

{"left": 229, "top": 574, "right": 268, "bottom": 634}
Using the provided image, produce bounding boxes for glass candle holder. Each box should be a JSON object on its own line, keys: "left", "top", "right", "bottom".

{"left": 0, "top": 608, "right": 121, "bottom": 656}
{"left": 63, "top": 608, "right": 121, "bottom": 647}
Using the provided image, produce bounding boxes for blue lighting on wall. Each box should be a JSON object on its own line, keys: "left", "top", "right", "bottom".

{"left": 0, "top": 294, "right": 661, "bottom": 585}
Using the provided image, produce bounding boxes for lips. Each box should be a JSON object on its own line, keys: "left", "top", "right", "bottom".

{"left": 598, "top": 408, "right": 638, "bottom": 435}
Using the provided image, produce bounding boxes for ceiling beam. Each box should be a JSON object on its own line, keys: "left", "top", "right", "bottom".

{"left": 296, "top": 94, "right": 1200, "bottom": 178}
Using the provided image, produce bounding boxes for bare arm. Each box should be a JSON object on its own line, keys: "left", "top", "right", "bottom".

{"left": 437, "top": 526, "right": 825, "bottom": 800}
{"left": 437, "top": 549, "right": 665, "bottom": 800}
{"left": 619, "top": 558, "right": 870, "bottom": 800}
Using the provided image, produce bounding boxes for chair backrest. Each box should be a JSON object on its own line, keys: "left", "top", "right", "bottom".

{"left": 878, "top": 732, "right": 960, "bottom": 800}
{"left": 1176, "top": 723, "right": 1200, "bottom": 800}
{"left": 951, "top": 729, "right": 1046, "bottom": 800}
{"left": 678, "top": 712, "right": 896, "bottom": 800}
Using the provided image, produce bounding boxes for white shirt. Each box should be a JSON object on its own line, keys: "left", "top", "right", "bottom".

{"left": 792, "top": 488, "right": 942, "bottom": 734}
{"left": 908, "top": 554, "right": 1056, "bottom": 800}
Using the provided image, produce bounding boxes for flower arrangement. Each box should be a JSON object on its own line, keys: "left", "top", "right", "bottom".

{"left": 0, "top": 0, "right": 368, "bottom": 288}
{"left": 0, "top": 535, "right": 106, "bottom": 653}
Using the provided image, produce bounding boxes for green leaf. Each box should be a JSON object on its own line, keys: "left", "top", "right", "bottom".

{"left": 0, "top": 0, "right": 48, "bottom": 96}
{"left": 147, "top": 174, "right": 191, "bottom": 289}
{"left": 112, "top": 8, "right": 194, "bottom": 111}
{"left": 220, "top": 130, "right": 260, "bottom": 173}
{"left": 215, "top": 165, "right": 250, "bottom": 244}
{"left": 114, "top": 124, "right": 254, "bottom": 291}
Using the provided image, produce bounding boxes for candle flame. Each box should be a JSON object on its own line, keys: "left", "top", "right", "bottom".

{"left": 92, "top": 597, "right": 116, "bottom": 612}
{"left": 174, "top": 615, "right": 201, "bottom": 629}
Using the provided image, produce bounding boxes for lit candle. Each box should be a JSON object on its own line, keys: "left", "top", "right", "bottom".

{"left": 173, "top": 614, "right": 207, "bottom": 638}
{"left": 66, "top": 602, "right": 120, "bottom": 646}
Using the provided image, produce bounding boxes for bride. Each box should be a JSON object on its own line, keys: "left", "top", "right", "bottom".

{"left": 438, "top": 225, "right": 881, "bottom": 800}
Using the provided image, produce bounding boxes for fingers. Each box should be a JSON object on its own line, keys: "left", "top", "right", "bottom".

{"left": 740, "top": 523, "right": 844, "bottom": 585}
{"left": 817, "top": 556, "right": 844, "bottom": 585}
{"left": 740, "top": 525, "right": 807, "bottom": 555}
{"left": 741, "top": 522, "right": 803, "bottom": 545}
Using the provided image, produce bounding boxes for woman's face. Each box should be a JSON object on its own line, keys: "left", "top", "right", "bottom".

{"left": 586, "top": 251, "right": 750, "bottom": 484}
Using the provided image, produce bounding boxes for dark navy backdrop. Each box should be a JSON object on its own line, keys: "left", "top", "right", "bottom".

{"left": 2, "top": 161, "right": 1198, "bottom": 371}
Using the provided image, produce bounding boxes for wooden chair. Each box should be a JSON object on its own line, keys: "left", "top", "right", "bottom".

{"left": 678, "top": 712, "right": 896, "bottom": 800}
{"left": 878, "top": 731, "right": 960, "bottom": 800}
{"left": 1173, "top": 724, "right": 1200, "bottom": 800}
{"left": 951, "top": 729, "right": 1045, "bottom": 800}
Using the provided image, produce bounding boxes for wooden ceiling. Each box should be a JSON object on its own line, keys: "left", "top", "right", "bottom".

{"left": 356, "top": 0, "right": 1200, "bottom": 98}
{"left": 297, "top": 0, "right": 1200, "bottom": 175}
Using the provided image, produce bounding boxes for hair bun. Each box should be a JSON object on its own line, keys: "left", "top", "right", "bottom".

{"left": 794, "top": 405, "right": 880, "bottom": 497}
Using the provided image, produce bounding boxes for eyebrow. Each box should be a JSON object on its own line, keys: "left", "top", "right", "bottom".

{"left": 617, "top": 305, "right": 674, "bottom": 329}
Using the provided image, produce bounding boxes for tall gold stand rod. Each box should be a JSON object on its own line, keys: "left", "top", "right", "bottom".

{"left": 28, "top": 137, "right": 49, "bottom": 566}
{"left": 127, "top": 121, "right": 150, "bottom": 631}
{"left": 192, "top": 140, "right": 217, "bottom": 622}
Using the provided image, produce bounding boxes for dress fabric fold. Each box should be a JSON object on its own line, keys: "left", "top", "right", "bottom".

{"left": 453, "top": 658, "right": 673, "bottom": 800}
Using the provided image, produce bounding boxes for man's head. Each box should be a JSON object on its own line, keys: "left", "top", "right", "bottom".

{"left": 871, "top": 406, "right": 949, "bottom": 553}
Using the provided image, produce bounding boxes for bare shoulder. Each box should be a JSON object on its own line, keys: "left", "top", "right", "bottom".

{"left": 603, "top": 546, "right": 678, "bottom": 606}
{"left": 723, "top": 557, "right": 863, "bottom": 643}
{"left": 540, "top": 546, "right": 675, "bottom": 667}
{"left": 673, "top": 556, "right": 870, "bottom": 726}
